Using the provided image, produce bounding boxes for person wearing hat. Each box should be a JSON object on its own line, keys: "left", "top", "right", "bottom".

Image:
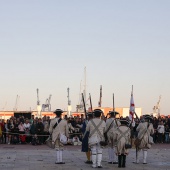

{"left": 114, "top": 118, "right": 131, "bottom": 168}
{"left": 106, "top": 111, "right": 121, "bottom": 164}
{"left": 81, "top": 112, "right": 93, "bottom": 164}
{"left": 86, "top": 109, "right": 106, "bottom": 168}
{"left": 134, "top": 114, "right": 154, "bottom": 164}
{"left": 49, "top": 109, "right": 69, "bottom": 164}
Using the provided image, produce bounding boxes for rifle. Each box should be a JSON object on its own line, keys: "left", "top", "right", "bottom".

{"left": 113, "top": 93, "right": 118, "bottom": 127}
{"left": 89, "top": 93, "right": 93, "bottom": 112}
{"left": 82, "top": 93, "right": 87, "bottom": 119}
{"left": 98, "top": 85, "right": 102, "bottom": 107}
{"left": 134, "top": 112, "right": 140, "bottom": 122}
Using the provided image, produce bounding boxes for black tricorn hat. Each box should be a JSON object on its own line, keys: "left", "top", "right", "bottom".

{"left": 93, "top": 109, "right": 103, "bottom": 117}
{"left": 53, "top": 109, "right": 63, "bottom": 114}
{"left": 109, "top": 111, "right": 119, "bottom": 116}
{"left": 120, "top": 118, "right": 130, "bottom": 126}
{"left": 87, "top": 112, "right": 93, "bottom": 118}
{"left": 143, "top": 114, "right": 153, "bottom": 121}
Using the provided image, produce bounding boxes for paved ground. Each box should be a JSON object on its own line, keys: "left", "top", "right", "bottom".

{"left": 0, "top": 144, "right": 170, "bottom": 170}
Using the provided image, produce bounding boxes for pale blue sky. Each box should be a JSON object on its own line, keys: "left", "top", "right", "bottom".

{"left": 0, "top": 1, "right": 170, "bottom": 115}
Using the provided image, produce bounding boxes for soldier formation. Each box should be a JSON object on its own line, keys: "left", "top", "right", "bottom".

{"left": 49, "top": 108, "right": 154, "bottom": 168}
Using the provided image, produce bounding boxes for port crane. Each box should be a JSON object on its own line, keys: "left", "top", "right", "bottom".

{"left": 67, "top": 88, "right": 72, "bottom": 116}
{"left": 37, "top": 89, "right": 40, "bottom": 105}
{"left": 42, "top": 94, "right": 52, "bottom": 111}
{"left": 36, "top": 88, "right": 42, "bottom": 117}
{"left": 14, "top": 95, "right": 20, "bottom": 111}
{"left": 153, "top": 95, "right": 161, "bottom": 117}
{"left": 76, "top": 80, "right": 84, "bottom": 112}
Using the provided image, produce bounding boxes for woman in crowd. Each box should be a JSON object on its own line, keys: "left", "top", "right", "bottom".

{"left": 8, "top": 119, "right": 15, "bottom": 144}
{"left": 24, "top": 119, "right": 31, "bottom": 143}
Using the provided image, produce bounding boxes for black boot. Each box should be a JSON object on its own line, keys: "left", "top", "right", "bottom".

{"left": 122, "top": 155, "right": 126, "bottom": 168}
{"left": 118, "top": 155, "right": 122, "bottom": 168}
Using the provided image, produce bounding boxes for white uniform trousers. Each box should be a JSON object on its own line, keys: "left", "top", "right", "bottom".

{"left": 91, "top": 143, "right": 103, "bottom": 168}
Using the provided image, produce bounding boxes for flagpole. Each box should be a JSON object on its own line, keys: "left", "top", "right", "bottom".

{"left": 113, "top": 93, "right": 115, "bottom": 111}
{"left": 131, "top": 85, "right": 134, "bottom": 122}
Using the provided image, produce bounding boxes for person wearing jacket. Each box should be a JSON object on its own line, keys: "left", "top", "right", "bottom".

{"left": 134, "top": 115, "right": 154, "bottom": 164}
{"left": 86, "top": 109, "right": 106, "bottom": 168}
{"left": 81, "top": 112, "right": 93, "bottom": 164}
{"left": 114, "top": 118, "right": 131, "bottom": 168}
{"left": 36, "top": 118, "right": 44, "bottom": 144}
{"left": 106, "top": 111, "right": 120, "bottom": 164}
{"left": 49, "top": 109, "right": 69, "bottom": 164}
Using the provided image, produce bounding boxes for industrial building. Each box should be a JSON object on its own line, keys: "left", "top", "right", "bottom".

{"left": 0, "top": 107, "right": 142, "bottom": 120}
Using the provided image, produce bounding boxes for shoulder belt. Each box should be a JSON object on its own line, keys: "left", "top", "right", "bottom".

{"left": 53, "top": 118, "right": 62, "bottom": 129}
{"left": 116, "top": 128, "right": 130, "bottom": 145}
{"left": 105, "top": 119, "right": 114, "bottom": 134}
{"left": 138, "top": 123, "right": 150, "bottom": 139}
{"left": 90, "top": 119, "right": 103, "bottom": 138}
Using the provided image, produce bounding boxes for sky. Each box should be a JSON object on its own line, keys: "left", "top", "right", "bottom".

{"left": 0, "top": 1, "right": 170, "bottom": 115}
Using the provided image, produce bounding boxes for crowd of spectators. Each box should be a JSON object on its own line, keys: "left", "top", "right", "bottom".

{"left": 0, "top": 115, "right": 50, "bottom": 145}
{"left": 0, "top": 114, "right": 85, "bottom": 145}
{"left": 0, "top": 114, "right": 169, "bottom": 145}
{"left": 152, "top": 116, "right": 170, "bottom": 143}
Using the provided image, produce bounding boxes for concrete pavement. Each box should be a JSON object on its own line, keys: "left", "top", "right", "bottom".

{"left": 0, "top": 144, "right": 170, "bottom": 170}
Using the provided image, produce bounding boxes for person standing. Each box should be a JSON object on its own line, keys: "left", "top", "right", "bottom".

{"left": 24, "top": 119, "right": 31, "bottom": 143}
{"left": 81, "top": 112, "right": 93, "bottom": 164}
{"left": 43, "top": 117, "right": 50, "bottom": 143}
{"left": 134, "top": 115, "right": 154, "bottom": 164}
{"left": 106, "top": 111, "right": 120, "bottom": 164}
{"left": 157, "top": 121, "right": 165, "bottom": 143}
{"left": 36, "top": 118, "right": 44, "bottom": 144}
{"left": 49, "top": 109, "right": 69, "bottom": 164}
{"left": 86, "top": 109, "right": 106, "bottom": 168}
{"left": 114, "top": 118, "right": 131, "bottom": 168}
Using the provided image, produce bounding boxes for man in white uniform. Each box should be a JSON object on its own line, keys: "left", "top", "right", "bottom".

{"left": 86, "top": 109, "right": 106, "bottom": 168}
{"left": 106, "top": 111, "right": 120, "bottom": 164}
{"left": 49, "top": 109, "right": 69, "bottom": 164}
{"left": 134, "top": 115, "right": 154, "bottom": 164}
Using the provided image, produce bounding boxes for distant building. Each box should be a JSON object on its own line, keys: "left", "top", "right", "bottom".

{"left": 0, "top": 107, "right": 142, "bottom": 120}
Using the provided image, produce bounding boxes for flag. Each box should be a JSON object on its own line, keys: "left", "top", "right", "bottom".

{"left": 129, "top": 90, "right": 135, "bottom": 122}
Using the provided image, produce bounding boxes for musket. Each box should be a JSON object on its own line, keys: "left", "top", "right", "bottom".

{"left": 134, "top": 112, "right": 140, "bottom": 122}
{"left": 82, "top": 93, "right": 87, "bottom": 119}
{"left": 113, "top": 93, "right": 118, "bottom": 127}
{"left": 98, "top": 85, "right": 102, "bottom": 107}
{"left": 89, "top": 93, "right": 93, "bottom": 112}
